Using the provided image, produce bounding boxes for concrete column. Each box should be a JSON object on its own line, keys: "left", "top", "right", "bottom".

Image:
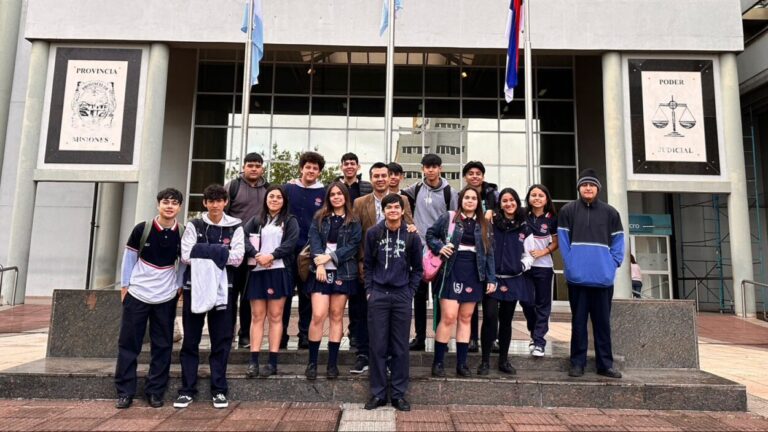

{"left": 90, "top": 183, "right": 124, "bottom": 290}
{"left": 721, "top": 52, "right": 755, "bottom": 317}
{"left": 134, "top": 43, "right": 170, "bottom": 223}
{"left": 2, "top": 41, "right": 49, "bottom": 305}
{"left": 0, "top": 0, "right": 23, "bottom": 179}
{"left": 601, "top": 52, "right": 632, "bottom": 299}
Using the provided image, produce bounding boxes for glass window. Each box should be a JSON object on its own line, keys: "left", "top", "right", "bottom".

{"left": 349, "top": 98, "right": 384, "bottom": 129}
{"left": 312, "top": 64, "right": 348, "bottom": 96}
{"left": 466, "top": 132, "right": 499, "bottom": 162}
{"left": 198, "top": 63, "right": 236, "bottom": 93}
{"left": 310, "top": 129, "right": 347, "bottom": 164}
{"left": 499, "top": 133, "right": 526, "bottom": 165}
{"left": 271, "top": 128, "right": 309, "bottom": 155}
{"left": 236, "top": 63, "right": 273, "bottom": 94}
{"left": 274, "top": 64, "right": 311, "bottom": 94}
{"left": 234, "top": 94, "right": 272, "bottom": 127}
{"left": 394, "top": 66, "right": 423, "bottom": 97}
{"left": 464, "top": 100, "right": 499, "bottom": 131}
{"left": 348, "top": 130, "right": 386, "bottom": 162}
{"left": 195, "top": 95, "right": 234, "bottom": 126}
{"left": 193, "top": 128, "right": 229, "bottom": 159}
{"left": 350, "top": 66, "right": 385, "bottom": 96}
{"left": 273, "top": 97, "right": 310, "bottom": 127}
{"left": 190, "top": 161, "right": 226, "bottom": 193}
{"left": 425, "top": 67, "right": 460, "bottom": 98}
{"left": 230, "top": 128, "right": 270, "bottom": 157}
{"left": 498, "top": 166, "right": 528, "bottom": 194}
{"left": 393, "top": 99, "right": 423, "bottom": 120}
{"left": 499, "top": 100, "right": 525, "bottom": 132}
{"left": 539, "top": 134, "right": 576, "bottom": 166}
{"left": 536, "top": 101, "right": 575, "bottom": 132}
{"left": 462, "top": 67, "right": 498, "bottom": 98}
{"left": 540, "top": 167, "right": 577, "bottom": 201}
{"left": 536, "top": 68, "right": 573, "bottom": 99}
{"left": 425, "top": 99, "right": 460, "bottom": 119}
{"left": 311, "top": 97, "right": 347, "bottom": 129}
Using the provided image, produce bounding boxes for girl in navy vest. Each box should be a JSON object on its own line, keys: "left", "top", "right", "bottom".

{"left": 523, "top": 184, "right": 559, "bottom": 357}
{"left": 242, "top": 185, "right": 299, "bottom": 378}
{"left": 427, "top": 186, "right": 496, "bottom": 378}
{"left": 479, "top": 188, "right": 535, "bottom": 375}
{"left": 305, "top": 182, "right": 362, "bottom": 379}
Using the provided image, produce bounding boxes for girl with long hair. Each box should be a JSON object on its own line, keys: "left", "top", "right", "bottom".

{"left": 304, "top": 182, "right": 362, "bottom": 379}
{"left": 523, "top": 184, "right": 559, "bottom": 357}
{"left": 427, "top": 186, "right": 496, "bottom": 377}
{"left": 242, "top": 185, "right": 299, "bottom": 377}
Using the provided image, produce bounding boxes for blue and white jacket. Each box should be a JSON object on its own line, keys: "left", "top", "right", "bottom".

{"left": 557, "top": 198, "right": 624, "bottom": 288}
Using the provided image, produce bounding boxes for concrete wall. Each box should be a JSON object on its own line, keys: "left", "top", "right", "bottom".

{"left": 24, "top": 0, "right": 743, "bottom": 52}
{"left": 158, "top": 49, "right": 195, "bottom": 195}
{"left": 738, "top": 32, "right": 768, "bottom": 94}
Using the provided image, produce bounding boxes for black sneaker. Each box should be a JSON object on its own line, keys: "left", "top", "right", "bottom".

{"left": 238, "top": 337, "right": 250, "bottom": 349}
{"left": 568, "top": 365, "right": 585, "bottom": 377}
{"left": 261, "top": 363, "right": 277, "bottom": 378}
{"left": 212, "top": 393, "right": 229, "bottom": 409}
{"left": 456, "top": 364, "right": 472, "bottom": 377}
{"left": 431, "top": 362, "right": 446, "bottom": 377}
{"left": 246, "top": 362, "right": 259, "bottom": 379}
{"left": 115, "top": 396, "right": 132, "bottom": 409}
{"left": 491, "top": 340, "right": 500, "bottom": 354}
{"left": 409, "top": 338, "right": 425, "bottom": 351}
{"left": 477, "top": 362, "right": 490, "bottom": 376}
{"left": 350, "top": 356, "right": 369, "bottom": 374}
{"left": 173, "top": 395, "right": 193, "bottom": 409}
{"left": 468, "top": 339, "right": 479, "bottom": 353}
{"left": 498, "top": 360, "right": 517, "bottom": 375}
{"left": 326, "top": 365, "right": 339, "bottom": 380}
{"left": 298, "top": 335, "right": 309, "bottom": 349}
{"left": 146, "top": 394, "right": 163, "bottom": 408}
{"left": 597, "top": 368, "right": 622, "bottom": 379}
{"left": 305, "top": 363, "right": 318, "bottom": 380}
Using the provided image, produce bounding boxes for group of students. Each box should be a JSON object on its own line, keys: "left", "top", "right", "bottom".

{"left": 114, "top": 150, "right": 625, "bottom": 413}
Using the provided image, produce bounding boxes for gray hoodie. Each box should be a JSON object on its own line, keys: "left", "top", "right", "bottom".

{"left": 402, "top": 178, "right": 458, "bottom": 242}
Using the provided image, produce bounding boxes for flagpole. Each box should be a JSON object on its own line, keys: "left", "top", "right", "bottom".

{"left": 523, "top": 0, "right": 534, "bottom": 186}
{"left": 240, "top": 0, "right": 255, "bottom": 166}
{"left": 384, "top": 0, "right": 395, "bottom": 162}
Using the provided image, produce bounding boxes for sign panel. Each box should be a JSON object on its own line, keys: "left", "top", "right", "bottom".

{"left": 628, "top": 59, "right": 720, "bottom": 176}
{"left": 628, "top": 214, "right": 672, "bottom": 236}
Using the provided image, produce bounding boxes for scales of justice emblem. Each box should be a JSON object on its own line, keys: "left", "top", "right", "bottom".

{"left": 651, "top": 95, "right": 697, "bottom": 138}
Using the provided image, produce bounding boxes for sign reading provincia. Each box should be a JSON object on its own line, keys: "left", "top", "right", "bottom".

{"left": 628, "top": 59, "right": 720, "bottom": 176}
{"left": 38, "top": 46, "right": 146, "bottom": 175}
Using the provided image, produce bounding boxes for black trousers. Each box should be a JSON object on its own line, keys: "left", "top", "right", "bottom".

{"left": 568, "top": 284, "right": 614, "bottom": 371}
{"left": 349, "top": 287, "right": 369, "bottom": 357}
{"left": 114, "top": 293, "right": 178, "bottom": 398}
{"left": 368, "top": 285, "right": 412, "bottom": 400}
{"left": 522, "top": 267, "right": 554, "bottom": 348}
{"left": 480, "top": 296, "right": 516, "bottom": 362}
{"left": 282, "top": 255, "right": 311, "bottom": 341}
{"left": 179, "top": 289, "right": 234, "bottom": 397}
{"left": 413, "top": 280, "right": 429, "bottom": 341}
{"left": 232, "top": 263, "right": 252, "bottom": 341}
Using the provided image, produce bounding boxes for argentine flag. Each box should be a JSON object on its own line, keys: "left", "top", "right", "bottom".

{"left": 379, "top": 0, "right": 403, "bottom": 36}
{"left": 504, "top": 0, "right": 523, "bottom": 102}
{"left": 241, "top": 0, "right": 264, "bottom": 86}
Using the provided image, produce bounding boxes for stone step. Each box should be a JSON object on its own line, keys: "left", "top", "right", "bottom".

{"left": 135, "top": 340, "right": 625, "bottom": 371}
{"left": 0, "top": 358, "right": 746, "bottom": 411}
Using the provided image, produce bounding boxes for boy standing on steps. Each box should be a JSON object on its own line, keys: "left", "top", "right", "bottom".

{"left": 114, "top": 188, "right": 185, "bottom": 409}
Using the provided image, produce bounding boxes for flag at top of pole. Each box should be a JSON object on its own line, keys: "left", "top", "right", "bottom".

{"left": 379, "top": 0, "right": 403, "bottom": 36}
{"left": 504, "top": 0, "right": 523, "bottom": 102}
{"left": 241, "top": 0, "right": 264, "bottom": 86}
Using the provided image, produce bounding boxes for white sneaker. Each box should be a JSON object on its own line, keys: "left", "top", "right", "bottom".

{"left": 173, "top": 395, "right": 193, "bottom": 408}
{"left": 532, "top": 346, "right": 545, "bottom": 357}
{"left": 528, "top": 340, "right": 535, "bottom": 353}
{"left": 212, "top": 393, "right": 229, "bottom": 409}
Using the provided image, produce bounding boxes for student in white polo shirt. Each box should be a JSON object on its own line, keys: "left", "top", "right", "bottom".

{"left": 114, "top": 188, "right": 185, "bottom": 409}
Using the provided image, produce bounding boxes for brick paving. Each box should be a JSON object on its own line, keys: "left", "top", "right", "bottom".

{"left": 0, "top": 399, "right": 766, "bottom": 431}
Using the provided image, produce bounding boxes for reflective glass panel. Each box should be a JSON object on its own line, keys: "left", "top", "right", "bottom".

{"left": 274, "top": 64, "right": 311, "bottom": 94}
{"left": 310, "top": 129, "right": 347, "bottom": 164}
{"left": 540, "top": 167, "right": 577, "bottom": 201}
{"left": 311, "top": 97, "right": 348, "bottom": 129}
{"left": 193, "top": 128, "right": 228, "bottom": 159}
{"left": 349, "top": 98, "right": 384, "bottom": 129}
{"left": 273, "top": 97, "right": 310, "bottom": 127}
{"left": 466, "top": 132, "right": 499, "bottom": 162}
{"left": 198, "top": 63, "right": 236, "bottom": 92}
{"left": 271, "top": 128, "right": 309, "bottom": 155}
{"left": 499, "top": 133, "right": 526, "bottom": 165}
{"left": 312, "top": 64, "right": 348, "bottom": 95}
{"left": 195, "top": 95, "right": 234, "bottom": 126}
{"left": 349, "top": 130, "right": 386, "bottom": 163}
{"left": 539, "top": 134, "right": 576, "bottom": 166}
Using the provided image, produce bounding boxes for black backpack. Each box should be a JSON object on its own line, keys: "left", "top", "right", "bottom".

{"left": 406, "top": 182, "right": 452, "bottom": 216}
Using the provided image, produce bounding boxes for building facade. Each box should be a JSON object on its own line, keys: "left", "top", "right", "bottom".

{"left": 0, "top": 0, "right": 765, "bottom": 316}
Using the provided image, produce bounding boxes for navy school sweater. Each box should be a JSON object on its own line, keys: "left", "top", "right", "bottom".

{"left": 363, "top": 220, "right": 423, "bottom": 291}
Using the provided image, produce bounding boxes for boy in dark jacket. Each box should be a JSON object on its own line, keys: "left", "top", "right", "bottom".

{"left": 363, "top": 194, "right": 423, "bottom": 412}
{"left": 558, "top": 169, "right": 624, "bottom": 379}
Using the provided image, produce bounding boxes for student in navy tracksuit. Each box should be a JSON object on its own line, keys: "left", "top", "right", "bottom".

{"left": 305, "top": 182, "right": 362, "bottom": 380}
{"left": 282, "top": 151, "right": 326, "bottom": 349}
{"left": 114, "top": 188, "right": 185, "bottom": 409}
{"left": 523, "top": 184, "right": 559, "bottom": 357}
{"left": 363, "top": 194, "right": 422, "bottom": 412}
{"left": 428, "top": 186, "right": 496, "bottom": 378}
{"left": 176, "top": 184, "right": 245, "bottom": 409}
{"left": 479, "top": 188, "right": 534, "bottom": 375}
{"left": 242, "top": 185, "right": 299, "bottom": 378}
{"left": 558, "top": 169, "right": 624, "bottom": 379}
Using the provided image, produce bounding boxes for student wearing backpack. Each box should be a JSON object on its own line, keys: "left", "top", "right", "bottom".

{"left": 224, "top": 152, "right": 269, "bottom": 350}
{"left": 304, "top": 182, "right": 362, "bottom": 380}
{"left": 175, "top": 184, "right": 244, "bottom": 409}
{"left": 363, "top": 193, "right": 423, "bottom": 412}
{"left": 241, "top": 185, "right": 299, "bottom": 378}
{"left": 427, "top": 186, "right": 496, "bottom": 378}
{"left": 401, "top": 153, "right": 458, "bottom": 351}
{"left": 114, "top": 188, "right": 185, "bottom": 409}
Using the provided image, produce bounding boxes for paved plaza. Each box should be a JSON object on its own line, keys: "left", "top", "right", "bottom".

{"left": 1, "top": 299, "right": 768, "bottom": 431}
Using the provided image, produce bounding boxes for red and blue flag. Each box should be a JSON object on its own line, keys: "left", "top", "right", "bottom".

{"left": 504, "top": 0, "right": 523, "bottom": 102}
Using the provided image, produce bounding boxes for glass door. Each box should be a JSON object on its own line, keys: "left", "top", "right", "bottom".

{"left": 630, "top": 235, "right": 673, "bottom": 299}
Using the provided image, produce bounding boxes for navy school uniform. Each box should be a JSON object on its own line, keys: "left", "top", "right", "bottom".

{"left": 178, "top": 214, "right": 244, "bottom": 398}
{"left": 433, "top": 216, "right": 493, "bottom": 304}
{"left": 307, "top": 214, "right": 362, "bottom": 296}
{"left": 243, "top": 214, "right": 299, "bottom": 301}
{"left": 364, "top": 220, "right": 423, "bottom": 401}
{"left": 115, "top": 218, "right": 183, "bottom": 400}
{"left": 523, "top": 211, "right": 558, "bottom": 348}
